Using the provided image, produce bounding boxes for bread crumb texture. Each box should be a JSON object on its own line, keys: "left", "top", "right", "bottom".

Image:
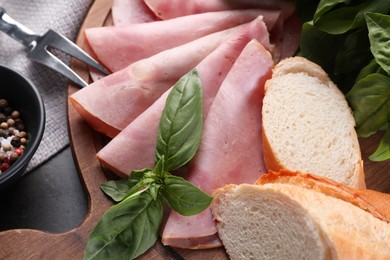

{"left": 212, "top": 184, "right": 333, "bottom": 260}
{"left": 211, "top": 183, "right": 390, "bottom": 260}
{"left": 262, "top": 57, "right": 361, "bottom": 187}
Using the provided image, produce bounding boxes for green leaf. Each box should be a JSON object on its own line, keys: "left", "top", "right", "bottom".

{"left": 365, "top": 12, "right": 390, "bottom": 75}
{"left": 369, "top": 128, "right": 390, "bottom": 161}
{"left": 84, "top": 190, "right": 163, "bottom": 260}
{"left": 334, "top": 27, "right": 372, "bottom": 75}
{"left": 356, "top": 59, "right": 382, "bottom": 82}
{"left": 161, "top": 175, "right": 213, "bottom": 216}
{"left": 153, "top": 156, "right": 165, "bottom": 178}
{"left": 314, "top": 0, "right": 349, "bottom": 22}
{"left": 314, "top": 1, "right": 390, "bottom": 35}
{"left": 299, "top": 22, "right": 344, "bottom": 74}
{"left": 100, "top": 179, "right": 131, "bottom": 202}
{"left": 346, "top": 73, "right": 390, "bottom": 137}
{"left": 100, "top": 169, "right": 156, "bottom": 203}
{"left": 156, "top": 69, "right": 203, "bottom": 171}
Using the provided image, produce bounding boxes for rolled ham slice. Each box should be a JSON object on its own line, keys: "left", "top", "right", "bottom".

{"left": 85, "top": 9, "right": 279, "bottom": 72}
{"left": 112, "top": 0, "right": 157, "bottom": 26}
{"left": 70, "top": 18, "right": 273, "bottom": 138}
{"left": 161, "top": 39, "right": 274, "bottom": 249}
{"left": 97, "top": 17, "right": 271, "bottom": 177}
{"left": 144, "top": 0, "right": 295, "bottom": 20}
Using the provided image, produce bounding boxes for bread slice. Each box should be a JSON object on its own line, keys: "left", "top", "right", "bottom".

{"left": 257, "top": 170, "right": 390, "bottom": 223}
{"left": 262, "top": 57, "right": 365, "bottom": 189}
{"left": 211, "top": 181, "right": 390, "bottom": 260}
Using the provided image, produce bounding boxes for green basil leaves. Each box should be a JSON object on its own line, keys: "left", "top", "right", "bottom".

{"left": 156, "top": 69, "right": 203, "bottom": 171}
{"left": 84, "top": 69, "right": 212, "bottom": 259}
{"left": 297, "top": 0, "right": 390, "bottom": 161}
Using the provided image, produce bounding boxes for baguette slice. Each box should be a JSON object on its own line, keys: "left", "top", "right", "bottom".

{"left": 211, "top": 171, "right": 390, "bottom": 260}
{"left": 262, "top": 57, "right": 365, "bottom": 189}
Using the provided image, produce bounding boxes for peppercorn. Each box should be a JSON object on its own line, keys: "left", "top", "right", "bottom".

{"left": 11, "top": 110, "right": 20, "bottom": 119}
{"left": 0, "top": 113, "right": 6, "bottom": 122}
{"left": 14, "top": 148, "right": 23, "bottom": 155}
{"left": 2, "top": 143, "right": 12, "bottom": 152}
{"left": 10, "top": 152, "right": 19, "bottom": 163}
{"left": 0, "top": 99, "right": 8, "bottom": 108}
{"left": 7, "top": 118, "right": 14, "bottom": 127}
{"left": 20, "top": 137, "right": 27, "bottom": 145}
{"left": 0, "top": 99, "right": 30, "bottom": 173}
{"left": 11, "top": 136, "right": 21, "bottom": 147}
{"left": 0, "top": 162, "right": 9, "bottom": 172}
{"left": 0, "top": 129, "right": 6, "bottom": 137}
{"left": 14, "top": 119, "right": 25, "bottom": 131}
{"left": 8, "top": 127, "right": 14, "bottom": 135}
{"left": 0, "top": 152, "right": 6, "bottom": 162}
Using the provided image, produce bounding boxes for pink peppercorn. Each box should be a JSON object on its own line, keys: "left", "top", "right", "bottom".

{"left": 0, "top": 163, "right": 9, "bottom": 172}
{"left": 14, "top": 148, "right": 23, "bottom": 155}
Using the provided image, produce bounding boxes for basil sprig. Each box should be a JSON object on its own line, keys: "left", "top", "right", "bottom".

{"left": 84, "top": 69, "right": 212, "bottom": 260}
{"left": 297, "top": 0, "right": 390, "bottom": 161}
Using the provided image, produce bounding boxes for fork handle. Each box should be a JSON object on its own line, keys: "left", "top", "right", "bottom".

{"left": 0, "top": 7, "right": 38, "bottom": 48}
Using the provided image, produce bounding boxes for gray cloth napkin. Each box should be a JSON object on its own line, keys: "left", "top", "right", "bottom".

{"left": 0, "top": 0, "right": 93, "bottom": 171}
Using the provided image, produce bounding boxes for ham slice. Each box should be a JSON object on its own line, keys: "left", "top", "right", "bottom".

{"left": 279, "top": 12, "right": 302, "bottom": 59}
{"left": 85, "top": 9, "right": 279, "bottom": 72}
{"left": 112, "top": 0, "right": 157, "bottom": 26}
{"left": 97, "top": 17, "right": 271, "bottom": 177}
{"left": 144, "top": 0, "right": 295, "bottom": 20}
{"left": 161, "top": 40, "right": 274, "bottom": 249}
{"left": 70, "top": 18, "right": 272, "bottom": 138}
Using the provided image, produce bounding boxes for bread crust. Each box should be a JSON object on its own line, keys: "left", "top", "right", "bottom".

{"left": 262, "top": 56, "right": 365, "bottom": 189}
{"left": 211, "top": 176, "right": 390, "bottom": 259}
{"left": 257, "top": 170, "right": 390, "bottom": 223}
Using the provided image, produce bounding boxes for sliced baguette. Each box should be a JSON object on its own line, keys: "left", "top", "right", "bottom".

{"left": 210, "top": 171, "right": 390, "bottom": 260}
{"left": 262, "top": 57, "right": 365, "bottom": 189}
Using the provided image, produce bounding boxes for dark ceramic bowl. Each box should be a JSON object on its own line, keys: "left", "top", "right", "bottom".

{"left": 0, "top": 65, "right": 45, "bottom": 189}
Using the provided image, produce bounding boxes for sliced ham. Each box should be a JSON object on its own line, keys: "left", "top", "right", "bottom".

{"left": 97, "top": 17, "right": 271, "bottom": 177}
{"left": 70, "top": 17, "right": 272, "bottom": 138}
{"left": 161, "top": 39, "right": 274, "bottom": 249}
{"left": 144, "top": 0, "right": 295, "bottom": 20}
{"left": 279, "top": 11, "right": 302, "bottom": 59}
{"left": 112, "top": 0, "right": 158, "bottom": 26}
{"left": 85, "top": 9, "right": 279, "bottom": 72}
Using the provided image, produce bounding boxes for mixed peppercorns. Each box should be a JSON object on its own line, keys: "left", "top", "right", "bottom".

{"left": 0, "top": 98, "right": 28, "bottom": 174}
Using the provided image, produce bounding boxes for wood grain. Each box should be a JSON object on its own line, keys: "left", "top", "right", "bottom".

{"left": 0, "top": 0, "right": 389, "bottom": 259}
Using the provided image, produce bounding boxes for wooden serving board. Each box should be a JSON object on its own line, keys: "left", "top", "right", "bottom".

{"left": 0, "top": 0, "right": 390, "bottom": 259}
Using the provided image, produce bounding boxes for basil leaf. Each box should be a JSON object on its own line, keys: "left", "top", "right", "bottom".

{"left": 161, "top": 175, "right": 212, "bottom": 216}
{"left": 334, "top": 27, "right": 372, "bottom": 75}
{"left": 84, "top": 190, "right": 163, "bottom": 260}
{"left": 100, "top": 179, "right": 131, "bottom": 202}
{"left": 315, "top": 1, "right": 390, "bottom": 35}
{"left": 153, "top": 156, "right": 165, "bottom": 178}
{"left": 314, "top": 0, "right": 349, "bottom": 22}
{"left": 346, "top": 73, "right": 390, "bottom": 137}
{"left": 366, "top": 12, "right": 390, "bottom": 75}
{"left": 156, "top": 69, "right": 203, "bottom": 171}
{"left": 100, "top": 169, "right": 155, "bottom": 202}
{"left": 299, "top": 22, "right": 344, "bottom": 74}
{"left": 369, "top": 128, "right": 390, "bottom": 161}
{"left": 356, "top": 59, "right": 383, "bottom": 82}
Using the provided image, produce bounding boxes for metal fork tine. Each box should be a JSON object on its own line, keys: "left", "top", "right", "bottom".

{"left": 28, "top": 47, "right": 88, "bottom": 88}
{"left": 44, "top": 30, "right": 110, "bottom": 75}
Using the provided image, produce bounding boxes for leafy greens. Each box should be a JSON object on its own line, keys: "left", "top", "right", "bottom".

{"left": 84, "top": 69, "right": 212, "bottom": 259}
{"left": 297, "top": 0, "right": 390, "bottom": 161}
